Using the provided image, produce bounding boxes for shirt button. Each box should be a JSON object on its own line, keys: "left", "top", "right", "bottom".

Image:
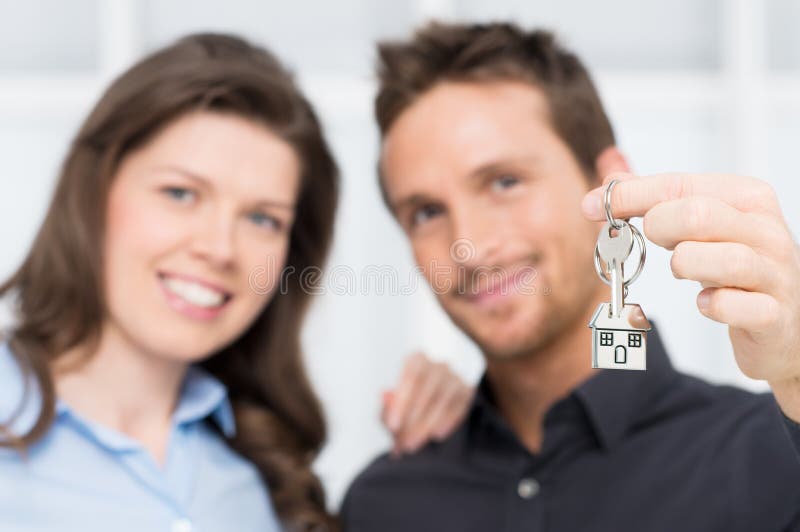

{"left": 171, "top": 518, "right": 193, "bottom": 532}
{"left": 517, "top": 477, "right": 540, "bottom": 499}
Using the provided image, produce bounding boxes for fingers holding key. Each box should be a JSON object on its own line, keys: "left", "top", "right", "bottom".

{"left": 582, "top": 172, "right": 783, "bottom": 222}
{"left": 642, "top": 196, "right": 787, "bottom": 253}
{"left": 581, "top": 172, "right": 794, "bottom": 294}
{"left": 696, "top": 286, "right": 782, "bottom": 337}
{"left": 669, "top": 241, "right": 780, "bottom": 295}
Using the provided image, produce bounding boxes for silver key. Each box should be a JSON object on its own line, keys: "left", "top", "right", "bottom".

{"left": 597, "top": 222, "right": 632, "bottom": 318}
{"left": 589, "top": 179, "right": 651, "bottom": 371}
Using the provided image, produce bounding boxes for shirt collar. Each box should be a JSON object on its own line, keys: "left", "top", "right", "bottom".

{"left": 572, "top": 321, "right": 678, "bottom": 449}
{"left": 173, "top": 365, "right": 236, "bottom": 438}
{"left": 50, "top": 365, "right": 235, "bottom": 453}
{"left": 469, "top": 321, "right": 677, "bottom": 452}
{"left": 0, "top": 337, "right": 236, "bottom": 444}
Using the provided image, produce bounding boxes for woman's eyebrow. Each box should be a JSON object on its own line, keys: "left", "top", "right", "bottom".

{"left": 152, "top": 164, "right": 214, "bottom": 188}
{"left": 152, "top": 164, "right": 295, "bottom": 210}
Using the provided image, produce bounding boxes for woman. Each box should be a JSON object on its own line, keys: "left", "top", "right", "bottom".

{"left": 0, "top": 34, "right": 471, "bottom": 531}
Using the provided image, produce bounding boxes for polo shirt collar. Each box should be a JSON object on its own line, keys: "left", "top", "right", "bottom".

{"left": 469, "top": 321, "right": 678, "bottom": 452}
{"left": 573, "top": 321, "right": 678, "bottom": 449}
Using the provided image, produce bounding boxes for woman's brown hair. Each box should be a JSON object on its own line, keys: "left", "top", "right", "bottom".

{"left": 0, "top": 33, "right": 338, "bottom": 531}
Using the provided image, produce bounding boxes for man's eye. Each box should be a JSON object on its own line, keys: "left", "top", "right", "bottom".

{"left": 491, "top": 174, "right": 520, "bottom": 192}
{"left": 411, "top": 204, "right": 442, "bottom": 227}
{"left": 249, "top": 212, "right": 282, "bottom": 231}
{"left": 162, "top": 186, "right": 196, "bottom": 203}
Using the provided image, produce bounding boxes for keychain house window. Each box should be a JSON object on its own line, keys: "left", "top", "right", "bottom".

{"left": 600, "top": 331, "right": 613, "bottom": 346}
{"left": 628, "top": 332, "right": 642, "bottom": 348}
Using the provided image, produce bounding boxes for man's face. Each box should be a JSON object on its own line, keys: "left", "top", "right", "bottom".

{"left": 382, "top": 80, "right": 605, "bottom": 360}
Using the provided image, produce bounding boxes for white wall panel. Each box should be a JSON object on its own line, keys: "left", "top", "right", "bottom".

{"left": 0, "top": 0, "right": 99, "bottom": 73}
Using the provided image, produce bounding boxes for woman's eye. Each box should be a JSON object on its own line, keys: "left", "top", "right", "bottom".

{"left": 411, "top": 204, "right": 442, "bottom": 227}
{"left": 491, "top": 174, "right": 520, "bottom": 192}
{"left": 249, "top": 212, "right": 282, "bottom": 231}
{"left": 162, "top": 186, "right": 196, "bottom": 203}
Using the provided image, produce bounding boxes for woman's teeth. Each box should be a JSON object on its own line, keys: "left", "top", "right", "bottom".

{"left": 161, "top": 275, "right": 228, "bottom": 308}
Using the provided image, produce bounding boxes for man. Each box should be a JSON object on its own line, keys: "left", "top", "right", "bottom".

{"left": 342, "top": 22, "right": 800, "bottom": 531}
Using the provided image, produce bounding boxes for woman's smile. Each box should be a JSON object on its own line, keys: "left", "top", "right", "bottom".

{"left": 157, "top": 271, "right": 234, "bottom": 321}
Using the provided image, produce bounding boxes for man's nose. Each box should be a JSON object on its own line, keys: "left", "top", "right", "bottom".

{"left": 450, "top": 208, "right": 503, "bottom": 267}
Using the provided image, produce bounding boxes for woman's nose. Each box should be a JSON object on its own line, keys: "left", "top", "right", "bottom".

{"left": 190, "top": 214, "right": 237, "bottom": 269}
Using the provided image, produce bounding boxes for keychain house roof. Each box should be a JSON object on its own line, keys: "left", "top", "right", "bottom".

{"left": 588, "top": 303, "right": 652, "bottom": 371}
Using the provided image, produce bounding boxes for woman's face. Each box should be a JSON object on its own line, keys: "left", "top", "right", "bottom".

{"left": 103, "top": 110, "right": 300, "bottom": 363}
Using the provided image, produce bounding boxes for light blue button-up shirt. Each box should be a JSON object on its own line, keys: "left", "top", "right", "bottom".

{"left": 0, "top": 339, "right": 283, "bottom": 532}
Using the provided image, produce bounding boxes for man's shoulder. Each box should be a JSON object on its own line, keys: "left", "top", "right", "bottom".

{"left": 344, "top": 437, "right": 465, "bottom": 499}
{"left": 343, "top": 451, "right": 415, "bottom": 501}
{"left": 340, "top": 430, "right": 479, "bottom": 530}
{"left": 654, "top": 371, "right": 800, "bottom": 470}
{"left": 340, "top": 449, "right": 426, "bottom": 531}
{"left": 662, "top": 371, "right": 785, "bottom": 426}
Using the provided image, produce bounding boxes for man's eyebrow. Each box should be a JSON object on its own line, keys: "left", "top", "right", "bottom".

{"left": 391, "top": 193, "right": 437, "bottom": 215}
{"left": 153, "top": 165, "right": 295, "bottom": 210}
{"left": 469, "top": 161, "right": 505, "bottom": 181}
{"left": 467, "top": 156, "right": 537, "bottom": 182}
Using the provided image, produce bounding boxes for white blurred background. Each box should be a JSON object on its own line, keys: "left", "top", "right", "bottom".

{"left": 0, "top": 0, "right": 798, "bottom": 508}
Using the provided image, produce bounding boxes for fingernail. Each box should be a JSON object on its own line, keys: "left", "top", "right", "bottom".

{"left": 387, "top": 413, "right": 400, "bottom": 432}
{"left": 697, "top": 290, "right": 711, "bottom": 311}
{"left": 581, "top": 190, "right": 603, "bottom": 219}
{"left": 404, "top": 437, "right": 420, "bottom": 453}
{"left": 385, "top": 402, "right": 399, "bottom": 431}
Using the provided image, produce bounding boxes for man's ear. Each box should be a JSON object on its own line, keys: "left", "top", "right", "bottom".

{"left": 593, "top": 146, "right": 630, "bottom": 185}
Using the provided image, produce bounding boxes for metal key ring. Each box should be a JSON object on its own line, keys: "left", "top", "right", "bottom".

{"left": 604, "top": 179, "right": 624, "bottom": 229}
{"left": 593, "top": 220, "right": 647, "bottom": 288}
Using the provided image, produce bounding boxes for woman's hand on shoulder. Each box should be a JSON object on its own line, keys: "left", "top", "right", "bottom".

{"left": 381, "top": 352, "right": 474, "bottom": 457}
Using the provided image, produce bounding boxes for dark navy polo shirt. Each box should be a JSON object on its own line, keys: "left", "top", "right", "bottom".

{"left": 342, "top": 325, "right": 800, "bottom": 531}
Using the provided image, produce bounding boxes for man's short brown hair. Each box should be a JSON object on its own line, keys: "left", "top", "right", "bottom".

{"left": 375, "top": 21, "right": 615, "bottom": 179}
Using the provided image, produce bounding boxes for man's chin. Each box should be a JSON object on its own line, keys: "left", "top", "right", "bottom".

{"left": 476, "top": 336, "right": 544, "bottom": 362}
{"left": 458, "top": 322, "right": 542, "bottom": 361}
{"left": 451, "top": 308, "right": 560, "bottom": 361}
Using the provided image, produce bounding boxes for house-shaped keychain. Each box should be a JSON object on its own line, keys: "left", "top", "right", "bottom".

{"left": 588, "top": 302, "right": 652, "bottom": 371}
